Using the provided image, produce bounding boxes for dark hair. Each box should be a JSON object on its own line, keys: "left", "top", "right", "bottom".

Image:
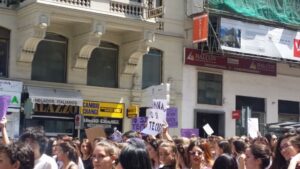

{"left": 289, "top": 135, "right": 300, "bottom": 150}
{"left": 59, "top": 142, "right": 79, "bottom": 164}
{"left": 119, "top": 138, "right": 152, "bottom": 169}
{"left": 0, "top": 142, "right": 35, "bottom": 169}
{"left": 19, "top": 127, "right": 47, "bottom": 154}
{"left": 218, "top": 141, "right": 232, "bottom": 155}
{"left": 45, "top": 137, "right": 57, "bottom": 156}
{"left": 233, "top": 140, "right": 246, "bottom": 154}
{"left": 212, "top": 153, "right": 238, "bottom": 169}
{"left": 269, "top": 133, "right": 295, "bottom": 169}
{"left": 122, "top": 130, "right": 137, "bottom": 140}
{"left": 250, "top": 144, "right": 271, "bottom": 169}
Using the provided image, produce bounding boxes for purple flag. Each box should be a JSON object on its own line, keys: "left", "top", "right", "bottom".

{"left": 0, "top": 95, "right": 11, "bottom": 120}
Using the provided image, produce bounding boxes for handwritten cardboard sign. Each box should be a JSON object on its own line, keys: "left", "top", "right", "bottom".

{"left": 85, "top": 126, "right": 106, "bottom": 142}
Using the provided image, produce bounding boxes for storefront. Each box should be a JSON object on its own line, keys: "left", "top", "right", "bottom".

{"left": 23, "top": 86, "right": 83, "bottom": 137}
{"left": 79, "top": 100, "right": 124, "bottom": 138}
{"left": 182, "top": 48, "right": 278, "bottom": 137}
{"left": 0, "top": 79, "right": 23, "bottom": 139}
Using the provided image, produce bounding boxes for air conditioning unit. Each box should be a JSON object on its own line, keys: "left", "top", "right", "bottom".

{"left": 187, "top": 0, "right": 204, "bottom": 16}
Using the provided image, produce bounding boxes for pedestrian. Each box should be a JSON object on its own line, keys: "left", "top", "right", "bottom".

{"left": 0, "top": 142, "right": 34, "bottom": 169}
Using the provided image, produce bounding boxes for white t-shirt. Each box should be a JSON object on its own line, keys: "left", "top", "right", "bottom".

{"left": 34, "top": 154, "right": 58, "bottom": 169}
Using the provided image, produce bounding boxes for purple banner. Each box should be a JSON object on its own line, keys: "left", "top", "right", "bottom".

{"left": 131, "top": 117, "right": 148, "bottom": 131}
{"left": 181, "top": 128, "right": 199, "bottom": 138}
{"left": 166, "top": 107, "right": 178, "bottom": 128}
{"left": 0, "top": 95, "right": 11, "bottom": 120}
{"left": 185, "top": 48, "right": 277, "bottom": 76}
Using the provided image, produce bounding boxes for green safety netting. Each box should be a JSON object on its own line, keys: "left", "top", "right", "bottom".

{"left": 208, "top": 0, "right": 300, "bottom": 27}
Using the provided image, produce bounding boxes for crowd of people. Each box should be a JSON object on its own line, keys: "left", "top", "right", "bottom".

{"left": 1, "top": 117, "right": 300, "bottom": 169}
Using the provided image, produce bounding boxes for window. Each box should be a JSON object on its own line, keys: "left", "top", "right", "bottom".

{"left": 25, "top": 118, "right": 74, "bottom": 136}
{"left": 130, "top": 0, "right": 141, "bottom": 2}
{"left": 235, "top": 96, "right": 266, "bottom": 136}
{"left": 31, "top": 33, "right": 67, "bottom": 83}
{"left": 0, "top": 27, "right": 10, "bottom": 77}
{"left": 278, "top": 100, "right": 299, "bottom": 122}
{"left": 87, "top": 42, "right": 118, "bottom": 88}
{"left": 197, "top": 72, "right": 222, "bottom": 105}
{"left": 142, "top": 48, "right": 162, "bottom": 89}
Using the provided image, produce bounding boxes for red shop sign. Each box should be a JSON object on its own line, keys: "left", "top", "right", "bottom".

{"left": 232, "top": 110, "right": 241, "bottom": 120}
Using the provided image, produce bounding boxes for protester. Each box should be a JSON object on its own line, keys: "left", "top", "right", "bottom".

{"left": 56, "top": 142, "right": 79, "bottom": 169}
{"left": 92, "top": 140, "right": 120, "bottom": 169}
{"left": 146, "top": 139, "right": 160, "bottom": 169}
{"left": 215, "top": 140, "right": 232, "bottom": 156}
{"left": 245, "top": 144, "right": 271, "bottom": 169}
{"left": 80, "top": 139, "right": 93, "bottom": 169}
{"left": 19, "top": 127, "right": 58, "bottom": 169}
{"left": 212, "top": 153, "right": 238, "bottom": 169}
{"left": 0, "top": 117, "right": 9, "bottom": 145}
{"left": 174, "top": 137, "right": 189, "bottom": 169}
{"left": 287, "top": 134, "right": 300, "bottom": 169}
{"left": 158, "top": 141, "right": 177, "bottom": 169}
{"left": 187, "top": 139, "right": 213, "bottom": 169}
{"left": 115, "top": 138, "right": 152, "bottom": 169}
{"left": 45, "top": 137, "right": 58, "bottom": 157}
{"left": 0, "top": 142, "right": 34, "bottom": 169}
{"left": 232, "top": 140, "right": 246, "bottom": 169}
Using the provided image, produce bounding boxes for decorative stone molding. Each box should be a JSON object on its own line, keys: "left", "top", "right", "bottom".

{"left": 18, "top": 13, "right": 50, "bottom": 63}
{"left": 73, "top": 22, "right": 105, "bottom": 69}
{"left": 122, "top": 30, "right": 155, "bottom": 74}
{"left": 130, "top": 74, "right": 142, "bottom": 105}
{"left": 167, "top": 77, "right": 176, "bottom": 106}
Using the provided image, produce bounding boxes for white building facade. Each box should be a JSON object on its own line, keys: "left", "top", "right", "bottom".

{"left": 0, "top": 0, "right": 185, "bottom": 137}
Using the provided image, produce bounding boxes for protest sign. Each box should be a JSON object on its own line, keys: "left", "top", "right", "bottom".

{"left": 166, "top": 107, "right": 178, "bottom": 128}
{"left": 248, "top": 118, "right": 259, "bottom": 138}
{"left": 203, "top": 123, "right": 214, "bottom": 136}
{"left": 85, "top": 126, "right": 106, "bottom": 143}
{"left": 181, "top": 128, "right": 199, "bottom": 138}
{"left": 132, "top": 117, "right": 147, "bottom": 131}
{"left": 142, "top": 108, "right": 166, "bottom": 136}
{"left": 0, "top": 95, "right": 11, "bottom": 120}
{"left": 152, "top": 99, "right": 168, "bottom": 112}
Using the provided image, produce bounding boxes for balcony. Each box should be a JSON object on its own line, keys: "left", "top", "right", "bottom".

{"left": 1, "top": 0, "right": 151, "bottom": 20}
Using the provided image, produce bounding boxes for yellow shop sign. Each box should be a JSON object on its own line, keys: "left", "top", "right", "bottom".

{"left": 80, "top": 101, "right": 101, "bottom": 117}
{"left": 99, "top": 102, "right": 124, "bottom": 119}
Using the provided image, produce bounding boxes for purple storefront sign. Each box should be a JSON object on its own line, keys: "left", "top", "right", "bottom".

{"left": 181, "top": 128, "right": 199, "bottom": 138}
{"left": 184, "top": 48, "right": 277, "bottom": 76}
{"left": 166, "top": 107, "right": 178, "bottom": 128}
{"left": 131, "top": 117, "right": 148, "bottom": 131}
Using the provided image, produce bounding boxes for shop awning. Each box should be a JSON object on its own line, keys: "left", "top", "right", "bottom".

{"left": 27, "top": 86, "right": 83, "bottom": 107}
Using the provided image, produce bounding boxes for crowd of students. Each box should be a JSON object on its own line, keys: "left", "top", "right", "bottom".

{"left": 1, "top": 117, "right": 300, "bottom": 169}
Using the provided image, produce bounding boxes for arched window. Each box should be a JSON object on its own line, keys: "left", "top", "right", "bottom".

{"left": 142, "top": 48, "right": 162, "bottom": 89}
{"left": 0, "top": 27, "right": 10, "bottom": 77}
{"left": 31, "top": 33, "right": 68, "bottom": 83}
{"left": 87, "top": 42, "right": 118, "bottom": 88}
